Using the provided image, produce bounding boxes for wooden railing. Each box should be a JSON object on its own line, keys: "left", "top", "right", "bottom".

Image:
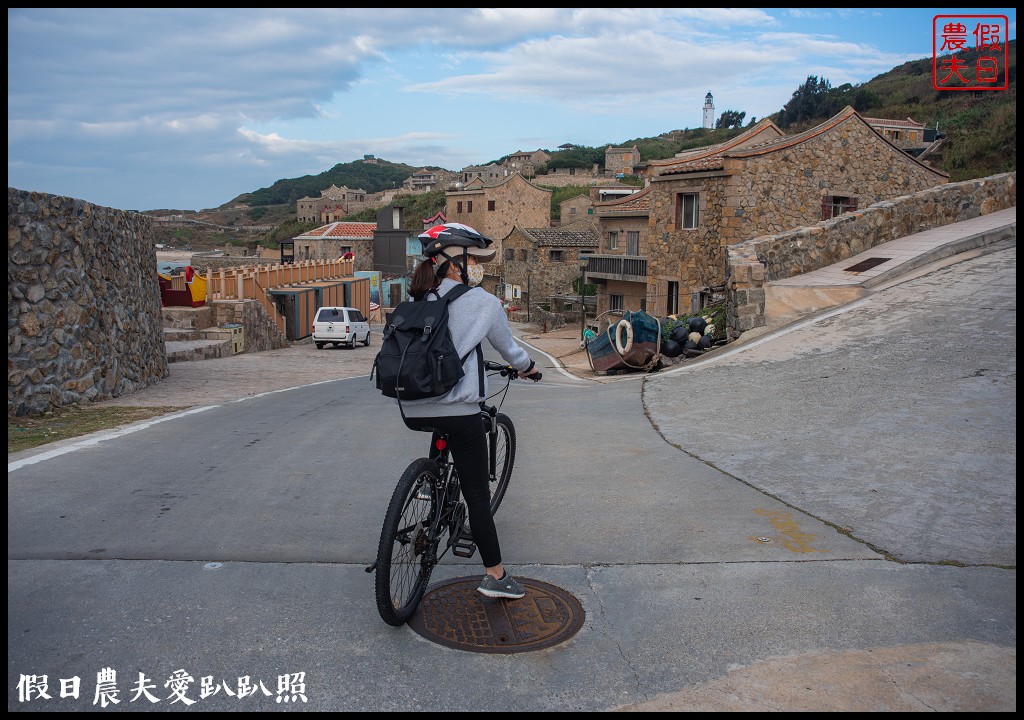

{"left": 200, "top": 258, "right": 355, "bottom": 335}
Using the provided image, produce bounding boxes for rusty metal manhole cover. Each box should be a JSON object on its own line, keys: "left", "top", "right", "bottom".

{"left": 407, "top": 576, "right": 585, "bottom": 653}
{"left": 844, "top": 257, "right": 892, "bottom": 272}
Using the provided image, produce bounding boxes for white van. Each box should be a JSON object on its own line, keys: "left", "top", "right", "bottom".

{"left": 312, "top": 306, "right": 370, "bottom": 349}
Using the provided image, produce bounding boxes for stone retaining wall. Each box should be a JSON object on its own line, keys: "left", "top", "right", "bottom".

{"left": 208, "top": 299, "right": 290, "bottom": 353}
{"left": 725, "top": 172, "right": 1016, "bottom": 338}
{"left": 8, "top": 188, "right": 169, "bottom": 416}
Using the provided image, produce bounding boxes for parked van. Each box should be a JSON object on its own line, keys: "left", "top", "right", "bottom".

{"left": 312, "top": 306, "right": 370, "bottom": 349}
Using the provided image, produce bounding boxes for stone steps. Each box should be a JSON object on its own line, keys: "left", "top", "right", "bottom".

{"left": 162, "top": 306, "right": 236, "bottom": 363}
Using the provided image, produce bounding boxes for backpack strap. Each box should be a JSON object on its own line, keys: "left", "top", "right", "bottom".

{"left": 441, "top": 284, "right": 484, "bottom": 397}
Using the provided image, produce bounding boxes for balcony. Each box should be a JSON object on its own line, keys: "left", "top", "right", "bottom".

{"left": 582, "top": 254, "right": 648, "bottom": 283}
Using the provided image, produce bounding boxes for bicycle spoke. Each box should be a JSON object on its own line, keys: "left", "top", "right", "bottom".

{"left": 375, "top": 460, "right": 440, "bottom": 625}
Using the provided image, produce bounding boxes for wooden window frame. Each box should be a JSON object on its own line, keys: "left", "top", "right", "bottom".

{"left": 677, "top": 193, "right": 699, "bottom": 229}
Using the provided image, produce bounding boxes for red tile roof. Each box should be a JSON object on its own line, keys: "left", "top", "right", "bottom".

{"left": 593, "top": 186, "right": 652, "bottom": 212}
{"left": 292, "top": 221, "right": 376, "bottom": 240}
{"left": 649, "top": 119, "right": 785, "bottom": 176}
{"left": 862, "top": 116, "right": 925, "bottom": 129}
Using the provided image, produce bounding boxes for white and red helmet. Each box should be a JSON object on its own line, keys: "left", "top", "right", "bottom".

{"left": 418, "top": 222, "right": 495, "bottom": 263}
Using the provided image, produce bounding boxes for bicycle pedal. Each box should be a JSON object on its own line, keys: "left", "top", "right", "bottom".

{"left": 451, "top": 532, "right": 477, "bottom": 558}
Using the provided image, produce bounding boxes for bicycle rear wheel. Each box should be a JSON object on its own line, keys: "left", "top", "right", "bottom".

{"left": 488, "top": 413, "right": 516, "bottom": 514}
{"left": 375, "top": 458, "right": 440, "bottom": 626}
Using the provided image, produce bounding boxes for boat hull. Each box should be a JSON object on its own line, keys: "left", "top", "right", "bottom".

{"left": 586, "top": 311, "right": 661, "bottom": 373}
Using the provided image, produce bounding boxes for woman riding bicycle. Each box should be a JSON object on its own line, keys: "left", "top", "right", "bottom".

{"left": 400, "top": 222, "right": 540, "bottom": 600}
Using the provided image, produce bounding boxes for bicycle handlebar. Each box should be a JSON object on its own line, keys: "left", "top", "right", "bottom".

{"left": 483, "top": 360, "right": 542, "bottom": 382}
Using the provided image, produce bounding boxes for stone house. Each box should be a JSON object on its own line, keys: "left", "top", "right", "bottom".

{"left": 460, "top": 163, "right": 507, "bottom": 185}
{"left": 502, "top": 149, "right": 551, "bottom": 177}
{"left": 546, "top": 164, "right": 600, "bottom": 178}
{"left": 642, "top": 106, "right": 948, "bottom": 315}
{"left": 445, "top": 173, "right": 551, "bottom": 263}
{"left": 605, "top": 144, "right": 640, "bottom": 176}
{"left": 586, "top": 186, "right": 653, "bottom": 316}
{"left": 862, "top": 116, "right": 928, "bottom": 151}
{"left": 288, "top": 221, "right": 376, "bottom": 272}
{"left": 402, "top": 168, "right": 458, "bottom": 193}
{"left": 296, "top": 184, "right": 370, "bottom": 222}
{"left": 499, "top": 220, "right": 599, "bottom": 309}
{"left": 559, "top": 193, "right": 595, "bottom": 226}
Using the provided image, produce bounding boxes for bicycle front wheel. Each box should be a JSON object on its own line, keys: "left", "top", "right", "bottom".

{"left": 488, "top": 413, "right": 516, "bottom": 514}
{"left": 375, "top": 458, "right": 440, "bottom": 626}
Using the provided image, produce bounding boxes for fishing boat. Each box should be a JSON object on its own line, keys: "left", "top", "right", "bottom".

{"left": 585, "top": 310, "right": 662, "bottom": 374}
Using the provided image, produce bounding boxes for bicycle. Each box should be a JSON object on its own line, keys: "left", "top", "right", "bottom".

{"left": 367, "top": 359, "right": 541, "bottom": 626}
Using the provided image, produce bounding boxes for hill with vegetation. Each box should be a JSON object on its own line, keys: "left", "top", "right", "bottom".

{"left": 168, "top": 40, "right": 1014, "bottom": 248}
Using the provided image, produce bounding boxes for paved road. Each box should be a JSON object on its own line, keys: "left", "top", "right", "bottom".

{"left": 7, "top": 243, "right": 1016, "bottom": 711}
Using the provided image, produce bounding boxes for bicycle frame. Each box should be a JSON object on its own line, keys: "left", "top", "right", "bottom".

{"left": 419, "top": 363, "right": 518, "bottom": 562}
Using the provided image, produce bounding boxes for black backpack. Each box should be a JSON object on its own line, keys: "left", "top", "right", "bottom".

{"left": 371, "top": 284, "right": 483, "bottom": 406}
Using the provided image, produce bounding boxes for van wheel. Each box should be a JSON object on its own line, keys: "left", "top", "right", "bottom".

{"left": 364, "top": 332, "right": 371, "bottom": 346}
{"left": 350, "top": 335, "right": 358, "bottom": 349}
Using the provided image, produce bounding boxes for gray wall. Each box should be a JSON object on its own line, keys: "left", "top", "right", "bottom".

{"left": 8, "top": 188, "right": 169, "bottom": 416}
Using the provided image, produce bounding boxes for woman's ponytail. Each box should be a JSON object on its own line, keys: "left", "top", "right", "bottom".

{"left": 409, "top": 258, "right": 443, "bottom": 300}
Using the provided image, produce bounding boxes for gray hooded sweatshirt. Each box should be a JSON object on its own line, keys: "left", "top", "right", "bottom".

{"left": 399, "top": 277, "right": 533, "bottom": 418}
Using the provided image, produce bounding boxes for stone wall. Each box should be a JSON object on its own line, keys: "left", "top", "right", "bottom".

{"left": 720, "top": 113, "right": 948, "bottom": 243}
{"left": 726, "top": 172, "right": 1017, "bottom": 338}
{"left": 8, "top": 188, "right": 169, "bottom": 416}
{"left": 209, "top": 299, "right": 290, "bottom": 353}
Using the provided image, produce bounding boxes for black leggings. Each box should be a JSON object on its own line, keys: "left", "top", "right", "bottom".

{"left": 403, "top": 413, "right": 502, "bottom": 568}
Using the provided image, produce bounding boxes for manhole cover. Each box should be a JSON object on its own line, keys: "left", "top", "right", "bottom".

{"left": 408, "top": 576, "right": 585, "bottom": 654}
{"left": 844, "top": 257, "right": 892, "bottom": 272}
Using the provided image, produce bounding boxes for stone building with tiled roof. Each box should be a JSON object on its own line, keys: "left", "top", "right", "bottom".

{"left": 499, "top": 220, "right": 599, "bottom": 306}
{"left": 287, "top": 221, "right": 376, "bottom": 272}
{"left": 605, "top": 144, "right": 640, "bottom": 176}
{"left": 861, "top": 116, "right": 928, "bottom": 150}
{"left": 402, "top": 168, "right": 458, "bottom": 193}
{"left": 585, "top": 186, "right": 653, "bottom": 316}
{"left": 445, "top": 173, "right": 552, "bottom": 267}
{"left": 296, "top": 185, "right": 371, "bottom": 223}
{"left": 503, "top": 149, "right": 551, "bottom": 178}
{"left": 643, "top": 106, "right": 948, "bottom": 316}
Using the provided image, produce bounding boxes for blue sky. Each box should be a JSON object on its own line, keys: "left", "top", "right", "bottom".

{"left": 7, "top": 8, "right": 1016, "bottom": 212}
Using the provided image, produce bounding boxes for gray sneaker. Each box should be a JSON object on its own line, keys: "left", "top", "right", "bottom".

{"left": 477, "top": 572, "right": 526, "bottom": 600}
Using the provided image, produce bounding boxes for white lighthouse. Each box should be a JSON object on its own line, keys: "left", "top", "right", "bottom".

{"left": 703, "top": 92, "right": 715, "bottom": 129}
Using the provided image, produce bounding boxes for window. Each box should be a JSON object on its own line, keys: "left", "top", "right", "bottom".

{"left": 821, "top": 195, "right": 858, "bottom": 220}
{"left": 666, "top": 281, "right": 679, "bottom": 315}
{"left": 610, "top": 294, "right": 624, "bottom": 311}
{"left": 488, "top": 200, "right": 495, "bottom": 211}
{"left": 467, "top": 201, "right": 473, "bottom": 212}
{"left": 549, "top": 250, "right": 564, "bottom": 262}
{"left": 608, "top": 231, "right": 618, "bottom": 250}
{"left": 677, "top": 193, "right": 699, "bottom": 229}
{"left": 504, "top": 248, "right": 515, "bottom": 261}
{"left": 569, "top": 207, "right": 576, "bottom": 215}
{"left": 626, "top": 231, "right": 639, "bottom": 255}
{"left": 457, "top": 201, "right": 463, "bottom": 213}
